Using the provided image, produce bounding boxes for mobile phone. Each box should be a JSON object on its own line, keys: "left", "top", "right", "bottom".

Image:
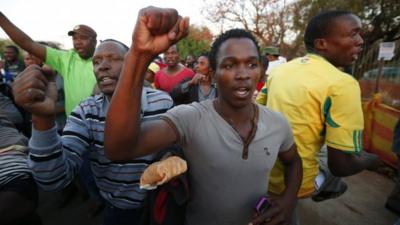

{"left": 255, "top": 196, "right": 271, "bottom": 215}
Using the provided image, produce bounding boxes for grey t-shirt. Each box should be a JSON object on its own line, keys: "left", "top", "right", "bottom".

{"left": 164, "top": 100, "right": 294, "bottom": 225}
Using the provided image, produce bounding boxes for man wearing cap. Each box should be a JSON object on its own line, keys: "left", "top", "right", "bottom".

{"left": 0, "top": 12, "right": 97, "bottom": 116}
{"left": 264, "top": 46, "right": 286, "bottom": 75}
{"left": 256, "top": 46, "right": 287, "bottom": 105}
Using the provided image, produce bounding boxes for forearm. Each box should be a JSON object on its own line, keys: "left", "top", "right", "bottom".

{"left": 282, "top": 153, "right": 302, "bottom": 200}
{"left": 105, "top": 49, "right": 153, "bottom": 161}
{"left": 328, "top": 147, "right": 378, "bottom": 177}
{"left": 0, "top": 12, "right": 43, "bottom": 59}
{"left": 28, "top": 126, "right": 73, "bottom": 191}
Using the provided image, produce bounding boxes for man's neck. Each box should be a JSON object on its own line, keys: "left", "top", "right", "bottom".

{"left": 166, "top": 64, "right": 181, "bottom": 74}
{"left": 214, "top": 98, "right": 254, "bottom": 124}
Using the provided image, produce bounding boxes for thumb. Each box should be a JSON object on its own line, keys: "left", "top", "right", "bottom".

{"left": 42, "top": 64, "right": 56, "bottom": 82}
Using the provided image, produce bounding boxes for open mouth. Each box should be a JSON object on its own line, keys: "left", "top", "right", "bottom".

{"left": 99, "top": 77, "right": 115, "bottom": 86}
{"left": 233, "top": 87, "right": 250, "bottom": 98}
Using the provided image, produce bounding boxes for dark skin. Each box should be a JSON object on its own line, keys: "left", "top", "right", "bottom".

{"left": 104, "top": 7, "right": 302, "bottom": 225}
{"left": 3, "top": 46, "right": 19, "bottom": 63}
{"left": 186, "top": 55, "right": 213, "bottom": 94}
{"left": 0, "top": 12, "right": 96, "bottom": 61}
{"left": 311, "top": 14, "right": 378, "bottom": 176}
{"left": 11, "top": 41, "right": 125, "bottom": 131}
{"left": 163, "top": 45, "right": 185, "bottom": 75}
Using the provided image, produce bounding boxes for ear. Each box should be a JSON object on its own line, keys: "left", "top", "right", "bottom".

{"left": 314, "top": 38, "right": 328, "bottom": 52}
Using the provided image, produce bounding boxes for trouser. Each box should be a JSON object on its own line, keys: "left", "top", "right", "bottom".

{"left": 313, "top": 145, "right": 347, "bottom": 195}
{"left": 103, "top": 204, "right": 143, "bottom": 225}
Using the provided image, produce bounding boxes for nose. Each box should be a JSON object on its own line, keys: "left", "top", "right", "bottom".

{"left": 235, "top": 64, "right": 250, "bottom": 80}
{"left": 98, "top": 60, "right": 111, "bottom": 71}
{"left": 355, "top": 33, "right": 364, "bottom": 46}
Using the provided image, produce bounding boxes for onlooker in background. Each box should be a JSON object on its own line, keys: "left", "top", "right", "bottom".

{"left": 153, "top": 55, "right": 166, "bottom": 70}
{"left": 0, "top": 12, "right": 97, "bottom": 116}
{"left": 144, "top": 62, "right": 160, "bottom": 88}
{"left": 12, "top": 39, "right": 174, "bottom": 225}
{"left": 257, "top": 10, "right": 379, "bottom": 223}
{"left": 154, "top": 45, "right": 195, "bottom": 93}
{"left": 185, "top": 54, "right": 196, "bottom": 69}
{"left": 1, "top": 45, "right": 25, "bottom": 83}
{"left": 263, "top": 46, "right": 286, "bottom": 77}
{"left": 170, "top": 53, "right": 217, "bottom": 105}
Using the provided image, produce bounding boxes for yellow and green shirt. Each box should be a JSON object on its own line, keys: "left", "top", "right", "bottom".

{"left": 257, "top": 54, "right": 363, "bottom": 197}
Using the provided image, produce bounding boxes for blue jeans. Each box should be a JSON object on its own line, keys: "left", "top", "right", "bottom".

{"left": 103, "top": 204, "right": 143, "bottom": 225}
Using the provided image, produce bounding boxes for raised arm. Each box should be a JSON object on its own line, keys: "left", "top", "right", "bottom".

{"left": 0, "top": 12, "right": 46, "bottom": 61}
{"left": 104, "top": 7, "right": 189, "bottom": 161}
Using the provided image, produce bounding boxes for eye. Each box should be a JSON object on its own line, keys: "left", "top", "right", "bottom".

{"left": 248, "top": 63, "right": 258, "bottom": 69}
{"left": 223, "top": 64, "right": 232, "bottom": 70}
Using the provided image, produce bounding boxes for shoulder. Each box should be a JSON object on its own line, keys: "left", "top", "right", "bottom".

{"left": 328, "top": 70, "right": 360, "bottom": 95}
{"left": 167, "top": 99, "right": 212, "bottom": 117}
{"left": 257, "top": 104, "right": 291, "bottom": 129}
{"left": 155, "top": 68, "right": 166, "bottom": 77}
{"left": 142, "top": 87, "right": 174, "bottom": 112}
{"left": 46, "top": 47, "right": 72, "bottom": 58}
{"left": 74, "top": 95, "right": 103, "bottom": 113}
{"left": 182, "top": 67, "right": 195, "bottom": 75}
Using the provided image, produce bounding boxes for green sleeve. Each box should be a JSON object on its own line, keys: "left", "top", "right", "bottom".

{"left": 45, "top": 47, "right": 69, "bottom": 78}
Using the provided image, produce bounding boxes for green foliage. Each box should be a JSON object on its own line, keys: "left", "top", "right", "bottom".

{"left": 177, "top": 25, "right": 213, "bottom": 59}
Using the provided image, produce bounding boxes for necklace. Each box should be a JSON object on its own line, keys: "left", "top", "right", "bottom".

{"left": 214, "top": 100, "right": 259, "bottom": 159}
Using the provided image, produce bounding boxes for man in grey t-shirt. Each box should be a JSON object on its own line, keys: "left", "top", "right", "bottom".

{"left": 105, "top": 7, "right": 303, "bottom": 225}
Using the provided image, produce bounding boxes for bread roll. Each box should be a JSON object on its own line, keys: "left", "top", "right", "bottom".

{"left": 140, "top": 156, "right": 187, "bottom": 190}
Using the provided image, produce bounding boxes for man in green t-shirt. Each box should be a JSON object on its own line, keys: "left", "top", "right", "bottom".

{"left": 0, "top": 12, "right": 97, "bottom": 115}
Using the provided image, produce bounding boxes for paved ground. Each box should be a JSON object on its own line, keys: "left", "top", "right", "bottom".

{"left": 37, "top": 170, "right": 398, "bottom": 225}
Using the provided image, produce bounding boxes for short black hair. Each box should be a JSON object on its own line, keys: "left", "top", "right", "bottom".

{"left": 198, "top": 52, "right": 209, "bottom": 59}
{"left": 209, "top": 28, "right": 261, "bottom": 71}
{"left": 304, "top": 10, "right": 353, "bottom": 52}
{"left": 5, "top": 45, "right": 19, "bottom": 54}
{"left": 100, "top": 39, "right": 129, "bottom": 51}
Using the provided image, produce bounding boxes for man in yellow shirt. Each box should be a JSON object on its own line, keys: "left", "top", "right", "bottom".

{"left": 257, "top": 10, "right": 378, "bottom": 202}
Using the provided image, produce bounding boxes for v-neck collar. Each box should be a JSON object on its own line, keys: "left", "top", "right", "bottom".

{"left": 211, "top": 100, "right": 259, "bottom": 159}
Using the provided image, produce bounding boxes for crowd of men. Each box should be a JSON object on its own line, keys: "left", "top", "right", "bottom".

{"left": 0, "top": 5, "right": 398, "bottom": 225}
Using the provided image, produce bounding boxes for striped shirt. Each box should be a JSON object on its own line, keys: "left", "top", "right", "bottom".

{"left": 0, "top": 146, "right": 31, "bottom": 186}
{"left": 28, "top": 87, "right": 173, "bottom": 209}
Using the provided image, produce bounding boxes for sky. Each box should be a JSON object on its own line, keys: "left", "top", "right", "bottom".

{"left": 0, "top": 0, "right": 218, "bottom": 50}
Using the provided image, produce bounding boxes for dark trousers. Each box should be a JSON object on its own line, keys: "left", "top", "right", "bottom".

{"left": 103, "top": 204, "right": 143, "bottom": 225}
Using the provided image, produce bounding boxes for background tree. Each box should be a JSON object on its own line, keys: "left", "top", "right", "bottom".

{"left": 177, "top": 25, "right": 213, "bottom": 59}
{"left": 202, "top": 0, "right": 400, "bottom": 60}
{"left": 202, "top": 0, "right": 295, "bottom": 54}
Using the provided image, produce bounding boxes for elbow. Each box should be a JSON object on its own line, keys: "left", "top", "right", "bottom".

{"left": 104, "top": 141, "right": 130, "bottom": 162}
{"left": 104, "top": 137, "right": 139, "bottom": 162}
